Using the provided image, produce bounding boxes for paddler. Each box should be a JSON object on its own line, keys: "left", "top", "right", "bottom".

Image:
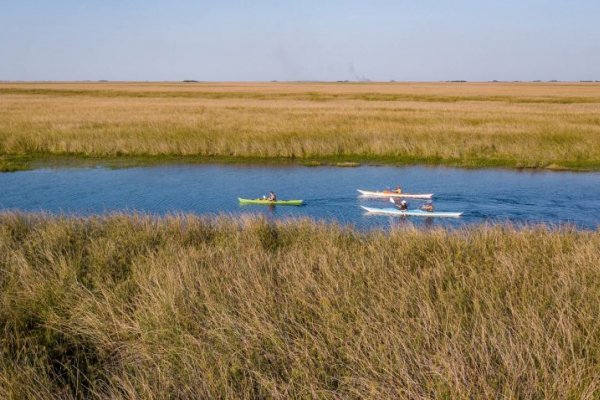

{"left": 395, "top": 186, "right": 402, "bottom": 194}
{"left": 391, "top": 198, "right": 409, "bottom": 210}
{"left": 266, "top": 191, "right": 277, "bottom": 201}
{"left": 421, "top": 200, "right": 434, "bottom": 212}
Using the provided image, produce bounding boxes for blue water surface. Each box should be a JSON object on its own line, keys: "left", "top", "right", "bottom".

{"left": 0, "top": 164, "right": 598, "bottom": 230}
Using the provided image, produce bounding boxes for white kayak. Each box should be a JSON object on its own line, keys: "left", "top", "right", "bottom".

{"left": 357, "top": 189, "right": 433, "bottom": 199}
{"left": 361, "top": 206, "right": 462, "bottom": 218}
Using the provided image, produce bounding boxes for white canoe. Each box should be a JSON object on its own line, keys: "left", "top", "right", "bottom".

{"left": 361, "top": 206, "right": 462, "bottom": 218}
{"left": 357, "top": 189, "right": 433, "bottom": 199}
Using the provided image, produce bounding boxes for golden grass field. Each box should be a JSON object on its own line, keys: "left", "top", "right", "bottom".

{"left": 1, "top": 214, "right": 599, "bottom": 399}
{"left": 1, "top": 81, "right": 600, "bottom": 170}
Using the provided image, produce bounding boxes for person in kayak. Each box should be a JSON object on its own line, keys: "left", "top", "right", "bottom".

{"left": 391, "top": 198, "right": 409, "bottom": 210}
{"left": 421, "top": 200, "right": 434, "bottom": 212}
{"left": 384, "top": 186, "right": 402, "bottom": 194}
{"left": 266, "top": 191, "right": 277, "bottom": 201}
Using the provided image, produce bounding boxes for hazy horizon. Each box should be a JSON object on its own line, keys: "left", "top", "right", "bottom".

{"left": 1, "top": 0, "right": 599, "bottom": 82}
{"left": 2, "top": 80, "right": 598, "bottom": 83}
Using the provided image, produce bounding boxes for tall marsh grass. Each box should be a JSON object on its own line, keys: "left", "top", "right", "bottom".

{"left": 1, "top": 213, "right": 599, "bottom": 398}
{"left": 1, "top": 82, "right": 600, "bottom": 169}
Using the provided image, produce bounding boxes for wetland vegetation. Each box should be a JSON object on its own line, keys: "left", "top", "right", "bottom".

{"left": 1, "top": 214, "right": 599, "bottom": 398}
{"left": 1, "top": 82, "right": 600, "bottom": 171}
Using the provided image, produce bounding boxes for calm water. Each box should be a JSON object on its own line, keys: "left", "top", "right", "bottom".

{"left": 0, "top": 164, "right": 599, "bottom": 230}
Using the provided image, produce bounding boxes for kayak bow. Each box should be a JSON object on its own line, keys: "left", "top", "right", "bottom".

{"left": 361, "top": 206, "right": 462, "bottom": 218}
{"left": 238, "top": 198, "right": 303, "bottom": 206}
{"left": 357, "top": 189, "right": 433, "bottom": 199}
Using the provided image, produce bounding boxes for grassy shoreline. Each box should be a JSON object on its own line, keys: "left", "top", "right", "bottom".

{"left": 2, "top": 152, "right": 600, "bottom": 173}
{"left": 1, "top": 213, "right": 599, "bottom": 398}
{"left": 2, "top": 82, "right": 600, "bottom": 172}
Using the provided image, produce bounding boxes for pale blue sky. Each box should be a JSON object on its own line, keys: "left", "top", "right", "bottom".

{"left": 1, "top": 0, "right": 598, "bottom": 81}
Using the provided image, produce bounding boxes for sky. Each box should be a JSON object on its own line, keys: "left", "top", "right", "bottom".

{"left": 1, "top": 0, "right": 599, "bottom": 81}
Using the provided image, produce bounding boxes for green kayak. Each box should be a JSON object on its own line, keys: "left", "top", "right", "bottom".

{"left": 238, "top": 198, "right": 303, "bottom": 206}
